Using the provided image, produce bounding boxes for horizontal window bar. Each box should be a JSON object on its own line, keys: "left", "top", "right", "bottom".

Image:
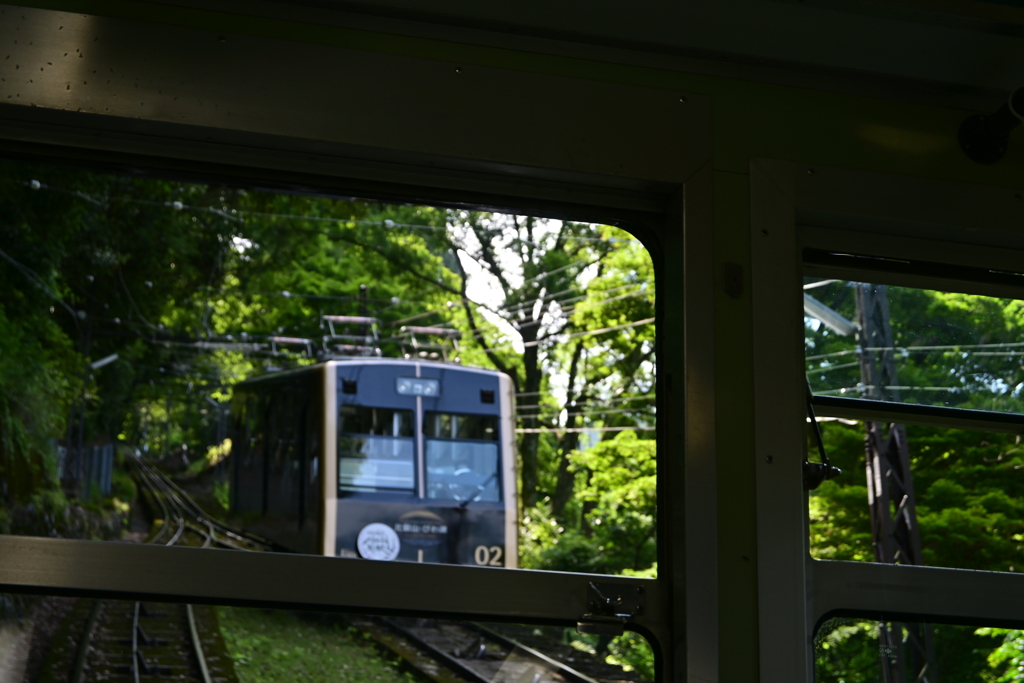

{"left": 810, "top": 395, "right": 1024, "bottom": 434}
{"left": 0, "top": 536, "right": 662, "bottom": 629}
{"left": 810, "top": 559, "right": 1024, "bottom": 629}
{"left": 803, "top": 248, "right": 1024, "bottom": 290}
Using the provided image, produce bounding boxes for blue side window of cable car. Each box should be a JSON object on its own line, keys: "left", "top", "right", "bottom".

{"left": 423, "top": 412, "right": 500, "bottom": 503}
{"left": 338, "top": 406, "right": 415, "bottom": 492}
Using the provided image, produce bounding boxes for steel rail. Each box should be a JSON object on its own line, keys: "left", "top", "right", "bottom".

{"left": 467, "top": 622, "right": 600, "bottom": 683}
{"left": 30, "top": 460, "right": 653, "bottom": 683}
{"left": 144, "top": 463, "right": 606, "bottom": 683}
{"left": 131, "top": 601, "right": 141, "bottom": 683}
{"left": 186, "top": 604, "right": 215, "bottom": 683}
{"left": 184, "top": 521, "right": 219, "bottom": 549}
{"left": 378, "top": 617, "right": 606, "bottom": 683}
{"left": 132, "top": 459, "right": 221, "bottom": 682}
{"left": 68, "top": 600, "right": 101, "bottom": 683}
{"left": 166, "top": 515, "right": 187, "bottom": 546}
{"left": 378, "top": 618, "right": 492, "bottom": 683}
{"left": 137, "top": 465, "right": 173, "bottom": 545}
{"left": 48, "top": 455, "right": 270, "bottom": 683}
{"left": 135, "top": 465, "right": 232, "bottom": 683}
{"left": 133, "top": 459, "right": 224, "bottom": 548}
{"left": 133, "top": 457, "right": 274, "bottom": 550}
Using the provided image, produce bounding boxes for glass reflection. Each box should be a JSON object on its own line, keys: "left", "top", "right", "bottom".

{"left": 815, "top": 616, "right": 1024, "bottom": 683}
{"left": 808, "top": 420, "right": 1024, "bottom": 572}
{"left": 0, "top": 596, "right": 655, "bottom": 683}
{"left": 804, "top": 278, "right": 1024, "bottom": 413}
{"left": 0, "top": 158, "right": 656, "bottom": 578}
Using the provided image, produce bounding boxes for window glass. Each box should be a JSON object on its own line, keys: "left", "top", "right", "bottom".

{"left": 13, "top": 595, "right": 655, "bottom": 683}
{"left": 424, "top": 412, "right": 499, "bottom": 502}
{"left": 804, "top": 279, "right": 1024, "bottom": 413}
{"left": 808, "top": 419, "right": 1024, "bottom": 572}
{"left": 339, "top": 406, "right": 414, "bottom": 437}
{"left": 425, "top": 441, "right": 500, "bottom": 503}
{"left": 0, "top": 158, "right": 657, "bottom": 578}
{"left": 424, "top": 412, "right": 498, "bottom": 440}
{"left": 815, "top": 616, "right": 1023, "bottom": 682}
{"left": 339, "top": 407, "right": 415, "bottom": 492}
{"left": 423, "top": 412, "right": 500, "bottom": 503}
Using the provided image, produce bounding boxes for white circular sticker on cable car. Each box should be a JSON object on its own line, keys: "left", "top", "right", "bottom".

{"left": 357, "top": 523, "right": 401, "bottom": 561}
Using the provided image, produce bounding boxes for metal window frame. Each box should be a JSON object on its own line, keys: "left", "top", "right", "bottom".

{"left": 0, "top": 6, "right": 722, "bottom": 681}
{"left": 751, "top": 158, "right": 1024, "bottom": 682}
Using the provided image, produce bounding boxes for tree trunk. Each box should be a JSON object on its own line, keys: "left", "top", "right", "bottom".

{"left": 519, "top": 330, "right": 542, "bottom": 508}
{"left": 552, "top": 342, "right": 585, "bottom": 520}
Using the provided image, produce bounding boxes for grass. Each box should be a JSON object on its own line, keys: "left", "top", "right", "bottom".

{"left": 217, "top": 607, "right": 416, "bottom": 683}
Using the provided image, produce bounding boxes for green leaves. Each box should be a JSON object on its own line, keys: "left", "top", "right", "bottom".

{"left": 521, "top": 431, "right": 656, "bottom": 575}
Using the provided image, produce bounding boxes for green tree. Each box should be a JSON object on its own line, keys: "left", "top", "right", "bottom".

{"left": 521, "top": 430, "right": 655, "bottom": 574}
{"left": 805, "top": 280, "right": 1024, "bottom": 679}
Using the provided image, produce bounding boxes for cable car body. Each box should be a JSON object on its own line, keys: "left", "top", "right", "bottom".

{"left": 229, "top": 359, "right": 518, "bottom": 567}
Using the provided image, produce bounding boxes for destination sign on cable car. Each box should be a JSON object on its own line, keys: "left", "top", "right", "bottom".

{"left": 396, "top": 378, "right": 440, "bottom": 396}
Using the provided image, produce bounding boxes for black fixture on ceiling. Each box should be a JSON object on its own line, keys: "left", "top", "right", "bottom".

{"left": 959, "top": 87, "right": 1024, "bottom": 164}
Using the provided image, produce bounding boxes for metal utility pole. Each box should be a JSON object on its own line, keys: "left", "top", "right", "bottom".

{"left": 358, "top": 284, "right": 369, "bottom": 341}
{"left": 64, "top": 317, "right": 92, "bottom": 491}
{"left": 164, "top": 391, "right": 172, "bottom": 459}
{"left": 855, "top": 283, "right": 938, "bottom": 683}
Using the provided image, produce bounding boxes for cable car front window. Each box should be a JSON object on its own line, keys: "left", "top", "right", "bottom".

{"left": 338, "top": 406, "right": 415, "bottom": 492}
{"left": 424, "top": 412, "right": 500, "bottom": 503}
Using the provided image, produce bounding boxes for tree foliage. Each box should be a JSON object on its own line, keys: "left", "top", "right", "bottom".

{"left": 1, "top": 162, "right": 658, "bottom": 565}
{"left": 806, "top": 280, "right": 1024, "bottom": 679}
{"left": 521, "top": 430, "right": 655, "bottom": 574}
{"left": 0, "top": 160, "right": 661, "bottom": 678}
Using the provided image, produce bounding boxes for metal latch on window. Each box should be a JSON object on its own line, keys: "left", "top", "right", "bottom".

{"left": 576, "top": 582, "right": 646, "bottom": 636}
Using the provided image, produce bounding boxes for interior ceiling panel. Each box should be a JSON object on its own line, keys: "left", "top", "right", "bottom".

{"left": 160, "top": 0, "right": 1024, "bottom": 105}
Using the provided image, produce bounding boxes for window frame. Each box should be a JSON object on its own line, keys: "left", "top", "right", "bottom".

{"left": 750, "top": 159, "right": 1024, "bottom": 681}
{"left": 0, "top": 169, "right": 685, "bottom": 672}
{"left": 0, "top": 8, "right": 723, "bottom": 679}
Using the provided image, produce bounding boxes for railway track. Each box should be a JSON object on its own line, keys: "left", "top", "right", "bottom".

{"left": 38, "top": 456, "right": 260, "bottom": 683}
{"left": 131, "top": 457, "right": 272, "bottom": 552}
{"left": 356, "top": 616, "right": 629, "bottom": 683}
{"left": 45, "top": 599, "right": 236, "bottom": 683}
{"left": 39, "top": 456, "right": 640, "bottom": 683}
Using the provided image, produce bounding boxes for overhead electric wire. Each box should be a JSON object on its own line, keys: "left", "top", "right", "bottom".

{"left": 0, "top": 247, "right": 81, "bottom": 328}
{"left": 516, "top": 406, "right": 656, "bottom": 418}
{"left": 21, "top": 183, "right": 654, "bottom": 370}
{"left": 32, "top": 181, "right": 640, "bottom": 244}
{"left": 814, "top": 385, "right": 964, "bottom": 395}
{"left": 498, "top": 282, "right": 637, "bottom": 316}
{"left": 805, "top": 361, "right": 861, "bottom": 374}
{"left": 805, "top": 342, "right": 1024, "bottom": 363}
{"left": 487, "top": 317, "right": 655, "bottom": 352}
{"left": 515, "top": 396, "right": 654, "bottom": 410}
{"left": 516, "top": 425, "right": 654, "bottom": 434}
{"left": 518, "top": 258, "right": 598, "bottom": 287}
{"left": 513, "top": 289, "right": 651, "bottom": 330}
{"left": 27, "top": 185, "right": 648, "bottom": 336}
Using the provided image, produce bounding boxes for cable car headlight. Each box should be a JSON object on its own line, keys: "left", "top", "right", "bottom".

{"left": 396, "top": 377, "right": 440, "bottom": 396}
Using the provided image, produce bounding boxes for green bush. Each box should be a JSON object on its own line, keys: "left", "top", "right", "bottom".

{"left": 0, "top": 306, "right": 77, "bottom": 506}
{"left": 111, "top": 468, "right": 137, "bottom": 503}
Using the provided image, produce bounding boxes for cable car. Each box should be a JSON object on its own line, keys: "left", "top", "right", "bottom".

{"left": 230, "top": 359, "right": 518, "bottom": 567}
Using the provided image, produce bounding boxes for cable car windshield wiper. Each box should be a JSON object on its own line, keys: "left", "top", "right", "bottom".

{"left": 459, "top": 472, "right": 498, "bottom": 509}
